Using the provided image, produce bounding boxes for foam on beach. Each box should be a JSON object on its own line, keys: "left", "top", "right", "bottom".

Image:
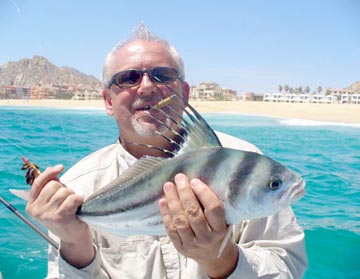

{"left": 280, "top": 118, "right": 360, "bottom": 128}
{"left": 55, "top": 106, "right": 105, "bottom": 111}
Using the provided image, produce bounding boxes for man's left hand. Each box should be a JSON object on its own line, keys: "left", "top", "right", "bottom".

{"left": 159, "top": 173, "right": 238, "bottom": 279}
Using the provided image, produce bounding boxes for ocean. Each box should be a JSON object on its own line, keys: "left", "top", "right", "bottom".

{"left": 0, "top": 107, "right": 359, "bottom": 279}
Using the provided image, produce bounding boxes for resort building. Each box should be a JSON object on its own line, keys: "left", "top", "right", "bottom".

{"left": 262, "top": 91, "right": 360, "bottom": 104}
{"left": 326, "top": 88, "right": 355, "bottom": 95}
{"left": 325, "top": 88, "right": 359, "bottom": 104}
{"left": 190, "top": 82, "right": 238, "bottom": 101}
{"left": 31, "top": 85, "right": 57, "bottom": 99}
{"left": 72, "top": 88, "right": 102, "bottom": 100}
{"left": 0, "top": 85, "right": 31, "bottom": 99}
{"left": 0, "top": 83, "right": 102, "bottom": 100}
{"left": 242, "top": 92, "right": 263, "bottom": 101}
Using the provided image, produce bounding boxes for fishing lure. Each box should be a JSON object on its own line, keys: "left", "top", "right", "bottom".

{"left": 20, "top": 156, "right": 41, "bottom": 185}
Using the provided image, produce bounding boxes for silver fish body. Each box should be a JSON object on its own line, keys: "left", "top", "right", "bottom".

{"left": 77, "top": 146, "right": 305, "bottom": 236}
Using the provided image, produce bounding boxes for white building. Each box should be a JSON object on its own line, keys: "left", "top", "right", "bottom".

{"left": 190, "top": 82, "right": 237, "bottom": 101}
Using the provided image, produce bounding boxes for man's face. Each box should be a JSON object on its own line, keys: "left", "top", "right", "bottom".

{"left": 103, "top": 40, "right": 189, "bottom": 145}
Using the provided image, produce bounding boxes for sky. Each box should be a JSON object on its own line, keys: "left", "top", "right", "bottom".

{"left": 0, "top": 0, "right": 359, "bottom": 94}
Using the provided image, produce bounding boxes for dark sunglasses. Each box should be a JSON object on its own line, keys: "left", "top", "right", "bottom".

{"left": 107, "top": 67, "right": 181, "bottom": 89}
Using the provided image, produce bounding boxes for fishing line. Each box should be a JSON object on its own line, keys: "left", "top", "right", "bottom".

{"left": 0, "top": 208, "right": 37, "bottom": 241}
{"left": 57, "top": 112, "right": 76, "bottom": 166}
{"left": 0, "top": 196, "right": 59, "bottom": 249}
{"left": 0, "top": 135, "right": 40, "bottom": 162}
{"left": 0, "top": 131, "right": 62, "bottom": 250}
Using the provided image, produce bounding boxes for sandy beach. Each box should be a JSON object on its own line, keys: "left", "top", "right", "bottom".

{"left": 0, "top": 99, "right": 359, "bottom": 124}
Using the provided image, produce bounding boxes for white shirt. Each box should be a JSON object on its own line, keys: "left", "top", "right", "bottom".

{"left": 46, "top": 131, "right": 307, "bottom": 279}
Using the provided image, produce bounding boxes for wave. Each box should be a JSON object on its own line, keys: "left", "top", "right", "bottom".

{"left": 56, "top": 106, "right": 105, "bottom": 110}
{"left": 0, "top": 105, "right": 105, "bottom": 111}
{"left": 279, "top": 119, "right": 360, "bottom": 128}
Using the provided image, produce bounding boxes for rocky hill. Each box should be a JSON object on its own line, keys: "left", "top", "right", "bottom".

{"left": 0, "top": 55, "right": 100, "bottom": 87}
{"left": 347, "top": 80, "right": 360, "bottom": 93}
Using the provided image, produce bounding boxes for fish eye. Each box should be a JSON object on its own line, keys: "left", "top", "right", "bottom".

{"left": 268, "top": 178, "right": 283, "bottom": 190}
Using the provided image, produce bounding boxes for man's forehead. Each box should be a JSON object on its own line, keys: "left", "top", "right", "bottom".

{"left": 121, "top": 40, "right": 168, "bottom": 56}
{"left": 112, "top": 40, "right": 176, "bottom": 70}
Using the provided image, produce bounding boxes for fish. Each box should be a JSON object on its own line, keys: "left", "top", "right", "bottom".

{"left": 78, "top": 146, "right": 305, "bottom": 237}
{"left": 11, "top": 84, "right": 305, "bottom": 256}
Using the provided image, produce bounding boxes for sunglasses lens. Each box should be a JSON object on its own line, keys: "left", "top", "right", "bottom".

{"left": 109, "top": 67, "right": 179, "bottom": 89}
{"left": 114, "top": 70, "right": 142, "bottom": 87}
{"left": 151, "top": 67, "right": 178, "bottom": 83}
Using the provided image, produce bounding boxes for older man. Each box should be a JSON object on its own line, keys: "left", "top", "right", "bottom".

{"left": 27, "top": 24, "right": 307, "bottom": 279}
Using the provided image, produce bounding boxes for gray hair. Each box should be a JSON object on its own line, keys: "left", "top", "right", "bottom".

{"left": 102, "top": 23, "right": 185, "bottom": 87}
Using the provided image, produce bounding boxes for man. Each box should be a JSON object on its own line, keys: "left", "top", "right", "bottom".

{"left": 26, "top": 24, "right": 307, "bottom": 278}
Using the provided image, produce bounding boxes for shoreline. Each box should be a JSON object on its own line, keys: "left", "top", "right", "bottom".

{"left": 1, "top": 99, "right": 360, "bottom": 124}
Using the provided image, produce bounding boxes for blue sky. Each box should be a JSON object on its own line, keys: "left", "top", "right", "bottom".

{"left": 0, "top": 0, "right": 359, "bottom": 93}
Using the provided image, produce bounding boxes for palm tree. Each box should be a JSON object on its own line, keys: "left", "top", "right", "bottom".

{"left": 284, "top": 85, "right": 289, "bottom": 93}
{"left": 294, "top": 87, "right": 301, "bottom": 94}
{"left": 278, "top": 85, "right": 283, "bottom": 93}
{"left": 317, "top": 86, "right": 323, "bottom": 94}
{"left": 305, "top": 86, "right": 310, "bottom": 94}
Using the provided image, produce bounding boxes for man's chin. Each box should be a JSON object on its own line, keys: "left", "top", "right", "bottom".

{"left": 131, "top": 119, "right": 165, "bottom": 138}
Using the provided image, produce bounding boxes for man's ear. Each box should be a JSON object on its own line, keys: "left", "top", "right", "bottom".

{"left": 181, "top": 81, "right": 190, "bottom": 103}
{"left": 103, "top": 88, "right": 114, "bottom": 116}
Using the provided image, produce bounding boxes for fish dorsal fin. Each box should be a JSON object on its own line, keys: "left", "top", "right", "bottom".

{"left": 142, "top": 92, "right": 222, "bottom": 156}
{"left": 176, "top": 104, "right": 221, "bottom": 154}
{"left": 84, "top": 156, "right": 165, "bottom": 201}
{"left": 167, "top": 101, "right": 222, "bottom": 154}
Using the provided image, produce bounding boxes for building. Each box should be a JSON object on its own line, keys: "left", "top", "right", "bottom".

{"left": 0, "top": 85, "right": 31, "bottom": 99}
{"left": 72, "top": 88, "right": 102, "bottom": 100}
{"left": 222, "top": 88, "right": 238, "bottom": 101}
{"left": 242, "top": 92, "right": 263, "bottom": 101}
{"left": 0, "top": 83, "right": 102, "bottom": 100}
{"left": 326, "top": 88, "right": 355, "bottom": 95}
{"left": 31, "top": 85, "right": 57, "bottom": 99}
{"left": 190, "top": 82, "right": 238, "bottom": 101}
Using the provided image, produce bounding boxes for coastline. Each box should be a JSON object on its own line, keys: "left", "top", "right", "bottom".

{"left": 1, "top": 99, "right": 359, "bottom": 124}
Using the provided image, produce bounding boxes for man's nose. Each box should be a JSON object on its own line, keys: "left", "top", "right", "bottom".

{"left": 137, "top": 73, "right": 155, "bottom": 95}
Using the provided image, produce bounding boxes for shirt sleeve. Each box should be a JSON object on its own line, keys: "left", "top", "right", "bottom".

{"left": 45, "top": 232, "right": 110, "bottom": 279}
{"left": 226, "top": 207, "right": 308, "bottom": 279}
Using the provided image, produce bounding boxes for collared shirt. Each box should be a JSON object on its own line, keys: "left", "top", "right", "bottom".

{"left": 46, "top": 131, "right": 307, "bottom": 279}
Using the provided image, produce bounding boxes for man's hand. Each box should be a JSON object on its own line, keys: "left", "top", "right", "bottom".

{"left": 159, "top": 173, "right": 238, "bottom": 279}
{"left": 26, "top": 165, "right": 94, "bottom": 268}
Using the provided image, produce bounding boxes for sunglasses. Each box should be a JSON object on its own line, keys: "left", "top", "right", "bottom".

{"left": 107, "top": 67, "right": 181, "bottom": 89}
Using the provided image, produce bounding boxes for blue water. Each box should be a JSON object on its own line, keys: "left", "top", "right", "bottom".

{"left": 0, "top": 107, "right": 359, "bottom": 279}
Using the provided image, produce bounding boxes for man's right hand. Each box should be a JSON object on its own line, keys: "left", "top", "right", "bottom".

{"left": 26, "top": 165, "right": 95, "bottom": 268}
